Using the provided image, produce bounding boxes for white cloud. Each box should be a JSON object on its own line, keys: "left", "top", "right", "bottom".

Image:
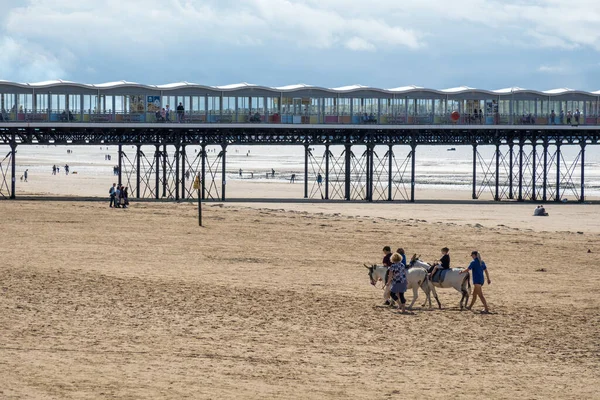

{"left": 345, "top": 37, "right": 376, "bottom": 52}
{"left": 0, "top": 37, "right": 67, "bottom": 82}
{"left": 538, "top": 65, "right": 566, "bottom": 73}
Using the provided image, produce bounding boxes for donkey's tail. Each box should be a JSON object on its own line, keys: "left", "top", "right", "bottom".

{"left": 465, "top": 272, "right": 471, "bottom": 290}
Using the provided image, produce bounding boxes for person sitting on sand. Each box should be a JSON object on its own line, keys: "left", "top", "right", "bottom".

{"left": 387, "top": 253, "right": 408, "bottom": 313}
{"left": 429, "top": 247, "right": 450, "bottom": 278}
{"left": 460, "top": 251, "right": 491, "bottom": 313}
{"left": 534, "top": 205, "right": 549, "bottom": 216}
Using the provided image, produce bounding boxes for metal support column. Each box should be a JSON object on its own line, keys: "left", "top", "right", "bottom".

{"left": 201, "top": 144, "right": 206, "bottom": 200}
{"left": 162, "top": 144, "right": 167, "bottom": 197}
{"left": 136, "top": 144, "right": 141, "bottom": 199}
{"left": 495, "top": 143, "right": 500, "bottom": 201}
{"left": 555, "top": 144, "right": 561, "bottom": 202}
{"left": 388, "top": 144, "right": 393, "bottom": 201}
{"left": 410, "top": 143, "right": 416, "bottom": 203}
{"left": 221, "top": 144, "right": 227, "bottom": 201}
{"left": 345, "top": 144, "right": 351, "bottom": 201}
{"left": 580, "top": 143, "right": 586, "bottom": 202}
{"left": 368, "top": 145, "right": 375, "bottom": 202}
{"left": 10, "top": 137, "right": 16, "bottom": 199}
{"left": 118, "top": 144, "right": 122, "bottom": 187}
{"left": 303, "top": 144, "right": 309, "bottom": 199}
{"left": 180, "top": 145, "right": 186, "bottom": 198}
{"left": 325, "top": 144, "right": 330, "bottom": 200}
{"left": 518, "top": 141, "right": 524, "bottom": 201}
{"left": 542, "top": 141, "right": 548, "bottom": 201}
{"left": 531, "top": 139, "right": 537, "bottom": 201}
{"left": 175, "top": 144, "right": 180, "bottom": 201}
{"left": 155, "top": 144, "right": 160, "bottom": 200}
{"left": 508, "top": 143, "right": 514, "bottom": 199}
{"left": 472, "top": 144, "right": 477, "bottom": 199}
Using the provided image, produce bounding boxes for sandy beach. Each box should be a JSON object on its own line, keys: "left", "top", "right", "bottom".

{"left": 1, "top": 198, "right": 599, "bottom": 399}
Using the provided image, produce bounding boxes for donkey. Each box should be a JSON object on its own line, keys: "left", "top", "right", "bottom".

{"left": 408, "top": 255, "right": 471, "bottom": 310}
{"left": 365, "top": 264, "right": 441, "bottom": 309}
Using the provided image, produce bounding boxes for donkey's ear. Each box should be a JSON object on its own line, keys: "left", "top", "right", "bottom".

{"left": 364, "top": 264, "right": 370, "bottom": 269}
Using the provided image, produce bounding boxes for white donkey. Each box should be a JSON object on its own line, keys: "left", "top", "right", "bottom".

{"left": 365, "top": 264, "right": 441, "bottom": 309}
{"left": 408, "top": 255, "right": 471, "bottom": 310}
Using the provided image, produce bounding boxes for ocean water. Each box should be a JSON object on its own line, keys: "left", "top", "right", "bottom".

{"left": 5, "top": 143, "right": 600, "bottom": 198}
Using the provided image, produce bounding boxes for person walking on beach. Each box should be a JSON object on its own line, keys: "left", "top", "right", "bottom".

{"left": 109, "top": 183, "right": 117, "bottom": 208}
{"left": 290, "top": 173, "right": 296, "bottom": 183}
{"left": 317, "top": 173, "right": 323, "bottom": 186}
{"left": 460, "top": 251, "right": 491, "bottom": 313}
{"left": 24, "top": 169, "right": 28, "bottom": 182}
{"left": 114, "top": 185, "right": 121, "bottom": 208}
{"left": 395, "top": 248, "right": 407, "bottom": 268}
{"left": 123, "top": 187, "right": 129, "bottom": 208}
{"left": 52, "top": 165, "right": 56, "bottom": 175}
{"left": 381, "top": 246, "right": 393, "bottom": 306}
{"left": 387, "top": 253, "right": 408, "bottom": 313}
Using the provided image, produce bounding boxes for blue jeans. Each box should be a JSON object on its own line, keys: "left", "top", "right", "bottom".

{"left": 110, "top": 195, "right": 116, "bottom": 207}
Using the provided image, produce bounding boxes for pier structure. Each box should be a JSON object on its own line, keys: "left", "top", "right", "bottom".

{"left": 1, "top": 80, "right": 599, "bottom": 201}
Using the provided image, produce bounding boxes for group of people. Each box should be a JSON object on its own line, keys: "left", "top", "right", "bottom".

{"left": 379, "top": 246, "right": 491, "bottom": 313}
{"left": 155, "top": 103, "right": 185, "bottom": 123}
{"left": 550, "top": 109, "right": 581, "bottom": 126}
{"left": 109, "top": 183, "right": 129, "bottom": 208}
{"left": 52, "top": 164, "right": 69, "bottom": 175}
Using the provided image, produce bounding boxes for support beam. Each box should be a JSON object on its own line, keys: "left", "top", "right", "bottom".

{"left": 472, "top": 144, "right": 477, "bottom": 199}
{"left": 508, "top": 143, "right": 514, "bottom": 199}
{"left": 368, "top": 145, "right": 375, "bottom": 202}
{"left": 580, "top": 143, "right": 585, "bottom": 202}
{"left": 181, "top": 145, "right": 186, "bottom": 199}
{"left": 542, "top": 141, "right": 548, "bottom": 201}
{"left": 531, "top": 138, "right": 537, "bottom": 201}
{"left": 325, "top": 144, "right": 330, "bottom": 200}
{"left": 410, "top": 143, "right": 416, "bottom": 203}
{"left": 518, "top": 141, "right": 524, "bottom": 201}
{"left": 10, "top": 138, "right": 16, "bottom": 199}
{"left": 495, "top": 143, "right": 500, "bottom": 201}
{"left": 118, "top": 144, "right": 122, "bottom": 187}
{"left": 162, "top": 143, "right": 167, "bottom": 198}
{"left": 555, "top": 144, "right": 561, "bottom": 202}
{"left": 136, "top": 144, "right": 141, "bottom": 199}
{"left": 304, "top": 144, "right": 309, "bottom": 199}
{"left": 201, "top": 144, "right": 206, "bottom": 200}
{"left": 345, "top": 144, "right": 351, "bottom": 201}
{"left": 388, "top": 145, "right": 393, "bottom": 201}
{"left": 175, "top": 144, "right": 180, "bottom": 201}
{"left": 155, "top": 144, "right": 160, "bottom": 200}
{"left": 221, "top": 144, "right": 227, "bottom": 201}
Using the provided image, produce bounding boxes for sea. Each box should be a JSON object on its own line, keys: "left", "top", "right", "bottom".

{"left": 7, "top": 143, "right": 600, "bottom": 199}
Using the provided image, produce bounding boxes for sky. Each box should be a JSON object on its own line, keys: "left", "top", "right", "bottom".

{"left": 1, "top": 0, "right": 600, "bottom": 90}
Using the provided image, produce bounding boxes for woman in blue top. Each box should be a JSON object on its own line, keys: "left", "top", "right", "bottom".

{"left": 460, "top": 251, "right": 491, "bottom": 313}
{"left": 386, "top": 253, "right": 408, "bottom": 313}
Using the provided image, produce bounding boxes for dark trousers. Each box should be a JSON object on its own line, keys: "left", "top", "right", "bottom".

{"left": 109, "top": 195, "right": 116, "bottom": 207}
{"left": 390, "top": 292, "right": 406, "bottom": 304}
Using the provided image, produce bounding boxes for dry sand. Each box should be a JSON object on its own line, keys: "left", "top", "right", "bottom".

{"left": 1, "top": 200, "right": 599, "bottom": 399}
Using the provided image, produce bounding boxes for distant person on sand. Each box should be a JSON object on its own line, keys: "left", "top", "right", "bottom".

{"left": 109, "top": 183, "right": 117, "bottom": 208}
{"left": 290, "top": 173, "right": 296, "bottom": 183}
{"left": 52, "top": 165, "right": 56, "bottom": 175}
{"left": 239, "top": 169, "right": 243, "bottom": 177}
{"left": 271, "top": 168, "right": 275, "bottom": 178}
{"left": 122, "top": 187, "right": 129, "bottom": 208}
{"left": 24, "top": 169, "right": 28, "bottom": 182}
{"left": 317, "top": 173, "right": 323, "bottom": 186}
{"left": 460, "top": 251, "right": 491, "bottom": 313}
{"left": 533, "top": 205, "right": 549, "bottom": 216}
